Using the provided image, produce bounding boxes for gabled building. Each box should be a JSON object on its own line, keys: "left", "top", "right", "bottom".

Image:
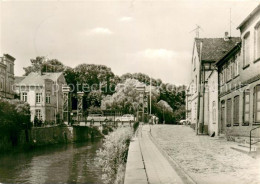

{"left": 188, "top": 35, "right": 240, "bottom": 135}
{"left": 216, "top": 4, "right": 260, "bottom": 137}
{"left": 0, "top": 54, "right": 15, "bottom": 99}
{"left": 15, "top": 72, "right": 67, "bottom": 123}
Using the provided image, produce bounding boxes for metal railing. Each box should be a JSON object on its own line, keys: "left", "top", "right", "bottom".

{"left": 250, "top": 126, "right": 260, "bottom": 152}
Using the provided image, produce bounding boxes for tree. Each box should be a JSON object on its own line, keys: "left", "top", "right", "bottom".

{"left": 101, "top": 79, "right": 159, "bottom": 114}
{"left": 0, "top": 99, "right": 31, "bottom": 147}
{"left": 23, "top": 56, "right": 66, "bottom": 76}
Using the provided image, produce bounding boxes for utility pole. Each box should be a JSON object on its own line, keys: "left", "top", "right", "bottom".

{"left": 230, "top": 8, "right": 232, "bottom": 37}
{"left": 150, "top": 77, "right": 152, "bottom": 115}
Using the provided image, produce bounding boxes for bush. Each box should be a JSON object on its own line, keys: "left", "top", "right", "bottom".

{"left": 0, "top": 99, "right": 30, "bottom": 146}
{"left": 95, "top": 127, "right": 133, "bottom": 184}
{"left": 133, "top": 121, "right": 139, "bottom": 132}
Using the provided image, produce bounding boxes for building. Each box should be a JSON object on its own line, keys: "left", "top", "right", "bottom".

{"left": 0, "top": 54, "right": 15, "bottom": 99}
{"left": 188, "top": 35, "right": 240, "bottom": 135}
{"left": 185, "top": 86, "right": 192, "bottom": 124}
{"left": 15, "top": 72, "right": 67, "bottom": 123}
{"left": 216, "top": 4, "right": 260, "bottom": 137}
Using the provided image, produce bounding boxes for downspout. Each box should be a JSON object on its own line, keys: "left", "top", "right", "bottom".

{"left": 202, "top": 64, "right": 205, "bottom": 133}
{"left": 196, "top": 41, "right": 203, "bottom": 135}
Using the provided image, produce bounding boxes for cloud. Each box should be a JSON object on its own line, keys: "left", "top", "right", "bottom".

{"left": 119, "top": 17, "right": 133, "bottom": 22}
{"left": 140, "top": 49, "right": 176, "bottom": 59}
{"left": 87, "top": 27, "right": 113, "bottom": 35}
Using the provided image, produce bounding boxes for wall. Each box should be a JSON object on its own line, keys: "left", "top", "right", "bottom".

{"left": 207, "top": 71, "right": 219, "bottom": 135}
{"left": 0, "top": 125, "right": 103, "bottom": 153}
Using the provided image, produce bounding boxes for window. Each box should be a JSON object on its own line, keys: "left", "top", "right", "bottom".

{"left": 243, "top": 90, "right": 250, "bottom": 125}
{"left": 0, "top": 78, "right": 3, "bottom": 90}
{"left": 35, "top": 109, "right": 41, "bottom": 120}
{"left": 194, "top": 102, "right": 197, "bottom": 121}
{"left": 226, "top": 98, "right": 232, "bottom": 127}
{"left": 194, "top": 56, "right": 196, "bottom": 70}
{"left": 220, "top": 72, "right": 223, "bottom": 86}
{"left": 255, "top": 23, "right": 260, "bottom": 60}
{"left": 46, "top": 94, "right": 51, "bottom": 104}
{"left": 195, "top": 75, "right": 197, "bottom": 92}
{"left": 22, "top": 92, "right": 27, "bottom": 102}
{"left": 233, "top": 96, "right": 239, "bottom": 126}
{"left": 212, "top": 101, "right": 216, "bottom": 124}
{"left": 227, "top": 62, "right": 232, "bottom": 81}
{"left": 36, "top": 93, "right": 42, "bottom": 103}
{"left": 233, "top": 58, "right": 239, "bottom": 77}
{"left": 223, "top": 67, "right": 226, "bottom": 83}
{"left": 243, "top": 32, "right": 250, "bottom": 67}
{"left": 254, "top": 85, "right": 260, "bottom": 124}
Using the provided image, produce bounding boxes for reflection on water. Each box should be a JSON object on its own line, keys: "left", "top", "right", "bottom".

{"left": 0, "top": 139, "right": 104, "bottom": 184}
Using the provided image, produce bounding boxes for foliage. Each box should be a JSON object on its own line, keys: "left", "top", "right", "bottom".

{"left": 0, "top": 99, "right": 31, "bottom": 146}
{"left": 95, "top": 127, "right": 133, "bottom": 184}
{"left": 133, "top": 121, "right": 139, "bottom": 133}
{"left": 23, "top": 56, "right": 66, "bottom": 76}
{"left": 101, "top": 79, "right": 159, "bottom": 114}
{"left": 87, "top": 106, "right": 103, "bottom": 114}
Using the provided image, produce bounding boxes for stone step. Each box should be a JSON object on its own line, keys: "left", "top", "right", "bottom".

{"left": 237, "top": 144, "right": 257, "bottom": 151}
{"left": 231, "top": 145, "right": 251, "bottom": 154}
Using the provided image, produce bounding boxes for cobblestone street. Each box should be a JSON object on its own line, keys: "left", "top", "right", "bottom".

{"left": 151, "top": 125, "right": 260, "bottom": 184}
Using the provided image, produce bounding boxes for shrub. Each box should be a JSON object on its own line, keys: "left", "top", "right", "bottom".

{"left": 95, "top": 127, "right": 133, "bottom": 184}
{"left": 133, "top": 121, "right": 139, "bottom": 132}
{"left": 0, "top": 99, "right": 30, "bottom": 146}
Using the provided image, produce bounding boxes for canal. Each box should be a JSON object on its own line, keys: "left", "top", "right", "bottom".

{"left": 0, "top": 139, "right": 104, "bottom": 184}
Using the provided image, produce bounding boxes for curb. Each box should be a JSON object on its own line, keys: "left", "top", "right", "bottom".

{"left": 149, "top": 128, "right": 197, "bottom": 184}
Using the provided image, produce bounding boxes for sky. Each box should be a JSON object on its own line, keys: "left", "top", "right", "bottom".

{"left": 0, "top": 0, "right": 259, "bottom": 85}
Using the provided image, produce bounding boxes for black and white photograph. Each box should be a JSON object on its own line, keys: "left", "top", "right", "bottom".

{"left": 0, "top": 0, "right": 260, "bottom": 183}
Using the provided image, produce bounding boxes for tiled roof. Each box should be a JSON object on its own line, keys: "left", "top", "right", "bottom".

{"left": 195, "top": 37, "right": 241, "bottom": 62}
{"left": 17, "top": 72, "right": 63, "bottom": 86}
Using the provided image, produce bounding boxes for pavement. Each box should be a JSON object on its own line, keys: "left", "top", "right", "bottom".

{"left": 124, "top": 124, "right": 184, "bottom": 184}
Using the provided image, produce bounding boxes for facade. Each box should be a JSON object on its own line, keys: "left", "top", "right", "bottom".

{"left": 15, "top": 72, "right": 66, "bottom": 123}
{"left": 188, "top": 36, "right": 240, "bottom": 135}
{"left": 0, "top": 54, "right": 15, "bottom": 99}
{"left": 216, "top": 4, "right": 260, "bottom": 137}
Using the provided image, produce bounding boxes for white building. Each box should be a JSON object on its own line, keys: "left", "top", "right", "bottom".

{"left": 15, "top": 72, "right": 67, "bottom": 123}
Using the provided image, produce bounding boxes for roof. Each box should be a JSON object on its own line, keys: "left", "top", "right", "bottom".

{"left": 3, "top": 54, "right": 15, "bottom": 60}
{"left": 14, "top": 76, "right": 25, "bottom": 84}
{"left": 216, "top": 42, "right": 241, "bottom": 67}
{"left": 237, "top": 4, "right": 260, "bottom": 29}
{"left": 17, "top": 72, "right": 63, "bottom": 86}
{"left": 195, "top": 37, "right": 241, "bottom": 62}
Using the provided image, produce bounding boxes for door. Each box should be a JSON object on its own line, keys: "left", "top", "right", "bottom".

{"left": 220, "top": 100, "right": 225, "bottom": 134}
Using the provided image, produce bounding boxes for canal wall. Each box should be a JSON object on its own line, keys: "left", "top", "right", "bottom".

{"left": 0, "top": 125, "right": 103, "bottom": 153}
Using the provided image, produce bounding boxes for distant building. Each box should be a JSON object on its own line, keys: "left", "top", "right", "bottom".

{"left": 185, "top": 87, "right": 191, "bottom": 123}
{"left": 188, "top": 36, "right": 240, "bottom": 135}
{"left": 216, "top": 4, "right": 260, "bottom": 137}
{"left": 15, "top": 72, "right": 67, "bottom": 123}
{"left": 0, "top": 54, "right": 15, "bottom": 99}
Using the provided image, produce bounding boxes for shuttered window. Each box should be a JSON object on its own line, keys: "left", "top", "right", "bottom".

{"left": 226, "top": 98, "right": 232, "bottom": 127}
{"left": 254, "top": 85, "right": 260, "bottom": 124}
{"left": 243, "top": 90, "right": 250, "bottom": 126}
{"left": 233, "top": 96, "right": 239, "bottom": 126}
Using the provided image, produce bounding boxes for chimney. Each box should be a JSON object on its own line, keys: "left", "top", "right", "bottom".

{"left": 224, "top": 32, "right": 229, "bottom": 41}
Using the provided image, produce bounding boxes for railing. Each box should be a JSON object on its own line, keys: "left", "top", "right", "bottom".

{"left": 250, "top": 126, "right": 260, "bottom": 152}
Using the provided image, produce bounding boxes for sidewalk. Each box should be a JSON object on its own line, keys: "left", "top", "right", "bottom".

{"left": 139, "top": 125, "right": 184, "bottom": 184}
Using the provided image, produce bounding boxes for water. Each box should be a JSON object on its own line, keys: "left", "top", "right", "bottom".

{"left": 0, "top": 140, "right": 104, "bottom": 184}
